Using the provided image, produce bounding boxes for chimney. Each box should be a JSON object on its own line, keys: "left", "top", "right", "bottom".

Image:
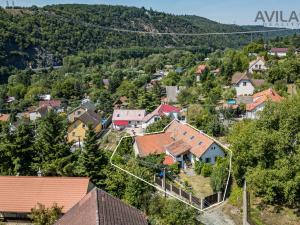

{"left": 37, "top": 168, "right": 42, "bottom": 177}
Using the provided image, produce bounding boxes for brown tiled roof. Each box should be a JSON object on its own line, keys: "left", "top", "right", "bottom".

{"left": 39, "top": 100, "right": 61, "bottom": 108}
{"left": 231, "top": 72, "right": 249, "bottom": 84}
{"left": 0, "top": 176, "right": 90, "bottom": 213}
{"left": 165, "top": 120, "right": 215, "bottom": 158}
{"left": 77, "top": 110, "right": 101, "bottom": 129}
{"left": 135, "top": 133, "right": 174, "bottom": 157}
{"left": 55, "top": 188, "right": 148, "bottom": 225}
{"left": 231, "top": 71, "right": 265, "bottom": 87}
{"left": 165, "top": 139, "right": 191, "bottom": 157}
{"left": 251, "top": 79, "right": 265, "bottom": 87}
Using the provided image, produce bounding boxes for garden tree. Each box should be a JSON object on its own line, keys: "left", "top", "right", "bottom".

{"left": 138, "top": 90, "right": 161, "bottom": 112}
{"left": 161, "top": 71, "right": 180, "bottom": 86}
{"left": 33, "top": 110, "right": 71, "bottom": 176}
{"left": 148, "top": 194, "right": 198, "bottom": 225}
{"left": 243, "top": 41, "right": 265, "bottom": 54}
{"left": 115, "top": 137, "right": 134, "bottom": 156}
{"left": 0, "top": 123, "right": 15, "bottom": 175}
{"left": 222, "top": 87, "right": 236, "bottom": 100}
{"left": 90, "top": 89, "right": 113, "bottom": 114}
{"left": 210, "top": 157, "right": 229, "bottom": 192}
{"left": 51, "top": 77, "right": 84, "bottom": 99}
{"left": 9, "top": 123, "right": 36, "bottom": 175}
{"left": 146, "top": 116, "right": 172, "bottom": 133}
{"left": 228, "top": 97, "right": 300, "bottom": 206}
{"left": 221, "top": 50, "right": 249, "bottom": 80}
{"left": 123, "top": 160, "right": 154, "bottom": 209}
{"left": 78, "top": 125, "right": 108, "bottom": 187}
{"left": 177, "top": 88, "right": 197, "bottom": 106}
{"left": 189, "top": 108, "right": 224, "bottom": 136}
{"left": 30, "top": 203, "right": 62, "bottom": 225}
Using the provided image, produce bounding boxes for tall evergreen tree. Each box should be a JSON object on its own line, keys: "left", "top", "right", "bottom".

{"left": 33, "top": 110, "right": 70, "bottom": 175}
{"left": 78, "top": 124, "right": 108, "bottom": 187}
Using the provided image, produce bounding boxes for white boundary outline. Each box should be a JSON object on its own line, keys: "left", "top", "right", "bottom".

{"left": 110, "top": 119, "right": 232, "bottom": 213}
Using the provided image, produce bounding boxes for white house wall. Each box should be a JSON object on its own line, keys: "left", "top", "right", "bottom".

{"left": 199, "top": 143, "right": 225, "bottom": 164}
{"left": 246, "top": 103, "right": 265, "bottom": 119}
{"left": 234, "top": 80, "right": 254, "bottom": 96}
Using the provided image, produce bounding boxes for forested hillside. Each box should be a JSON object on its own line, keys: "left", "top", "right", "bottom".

{"left": 1, "top": 4, "right": 297, "bottom": 83}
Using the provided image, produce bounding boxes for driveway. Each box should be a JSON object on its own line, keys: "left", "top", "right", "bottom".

{"left": 200, "top": 204, "right": 236, "bottom": 225}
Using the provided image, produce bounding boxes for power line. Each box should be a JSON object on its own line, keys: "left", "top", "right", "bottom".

{"left": 40, "top": 10, "right": 296, "bottom": 37}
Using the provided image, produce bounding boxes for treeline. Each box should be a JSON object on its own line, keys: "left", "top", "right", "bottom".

{"left": 229, "top": 96, "right": 300, "bottom": 207}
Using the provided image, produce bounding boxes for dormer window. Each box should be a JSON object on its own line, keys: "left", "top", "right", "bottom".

{"left": 198, "top": 141, "right": 203, "bottom": 145}
{"left": 183, "top": 131, "right": 187, "bottom": 135}
{"left": 190, "top": 136, "right": 194, "bottom": 140}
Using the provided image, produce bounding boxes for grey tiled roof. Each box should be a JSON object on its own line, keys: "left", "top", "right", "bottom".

{"left": 55, "top": 188, "right": 148, "bottom": 225}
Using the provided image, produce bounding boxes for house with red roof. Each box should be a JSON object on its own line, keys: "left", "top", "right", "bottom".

{"left": 112, "top": 109, "right": 146, "bottom": 130}
{"left": 246, "top": 88, "right": 283, "bottom": 119}
{"left": 195, "top": 64, "right": 207, "bottom": 82}
{"left": 142, "top": 104, "right": 181, "bottom": 129}
{"left": 134, "top": 120, "right": 225, "bottom": 168}
{"left": 269, "top": 48, "right": 288, "bottom": 57}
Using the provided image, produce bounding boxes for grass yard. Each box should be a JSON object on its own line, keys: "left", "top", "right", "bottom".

{"left": 179, "top": 171, "right": 214, "bottom": 199}
{"left": 99, "top": 130, "right": 127, "bottom": 151}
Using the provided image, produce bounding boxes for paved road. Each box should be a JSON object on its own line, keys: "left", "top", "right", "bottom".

{"left": 200, "top": 205, "right": 236, "bottom": 225}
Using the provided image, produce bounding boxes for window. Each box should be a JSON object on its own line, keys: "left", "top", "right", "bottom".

{"left": 129, "top": 121, "right": 131, "bottom": 124}
{"left": 190, "top": 136, "right": 194, "bottom": 140}
{"left": 77, "top": 111, "right": 81, "bottom": 115}
{"left": 198, "top": 141, "right": 203, "bottom": 145}
{"left": 73, "top": 124, "right": 77, "bottom": 128}
{"left": 82, "top": 124, "right": 86, "bottom": 128}
{"left": 117, "top": 114, "right": 120, "bottom": 117}
{"left": 243, "top": 82, "right": 247, "bottom": 86}
{"left": 205, "top": 158, "right": 211, "bottom": 163}
{"left": 72, "top": 132, "right": 75, "bottom": 137}
{"left": 183, "top": 131, "right": 187, "bottom": 135}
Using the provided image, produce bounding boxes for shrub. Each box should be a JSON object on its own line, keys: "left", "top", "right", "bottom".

{"left": 201, "top": 163, "right": 212, "bottom": 177}
{"left": 194, "top": 161, "right": 203, "bottom": 175}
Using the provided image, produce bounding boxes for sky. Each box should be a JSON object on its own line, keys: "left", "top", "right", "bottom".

{"left": 1, "top": 0, "right": 300, "bottom": 26}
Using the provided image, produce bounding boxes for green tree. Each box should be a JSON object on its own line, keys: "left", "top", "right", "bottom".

{"left": 210, "top": 157, "right": 229, "bottom": 192}
{"left": 148, "top": 194, "right": 198, "bottom": 225}
{"left": 30, "top": 203, "right": 62, "bottom": 225}
{"left": 33, "top": 110, "right": 71, "bottom": 175}
{"left": 146, "top": 116, "right": 171, "bottom": 133}
{"left": 78, "top": 125, "right": 108, "bottom": 187}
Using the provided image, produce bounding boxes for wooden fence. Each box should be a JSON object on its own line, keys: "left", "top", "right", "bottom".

{"left": 154, "top": 176, "right": 222, "bottom": 209}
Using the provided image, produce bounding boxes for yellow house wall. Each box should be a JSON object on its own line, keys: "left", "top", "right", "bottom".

{"left": 67, "top": 120, "right": 102, "bottom": 143}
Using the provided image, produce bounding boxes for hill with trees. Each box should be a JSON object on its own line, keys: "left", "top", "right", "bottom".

{"left": 0, "top": 4, "right": 297, "bottom": 82}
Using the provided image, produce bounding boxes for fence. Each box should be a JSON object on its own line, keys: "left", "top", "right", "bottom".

{"left": 154, "top": 176, "right": 222, "bottom": 209}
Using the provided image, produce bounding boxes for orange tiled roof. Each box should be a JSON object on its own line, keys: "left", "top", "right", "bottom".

{"left": 195, "top": 64, "right": 207, "bottom": 74}
{"left": 163, "top": 155, "right": 175, "bottom": 166}
{"left": 0, "top": 176, "right": 90, "bottom": 213}
{"left": 135, "top": 133, "right": 173, "bottom": 157}
{"left": 246, "top": 88, "right": 283, "bottom": 111}
{"left": 135, "top": 120, "right": 216, "bottom": 158}
{"left": 0, "top": 114, "right": 10, "bottom": 122}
